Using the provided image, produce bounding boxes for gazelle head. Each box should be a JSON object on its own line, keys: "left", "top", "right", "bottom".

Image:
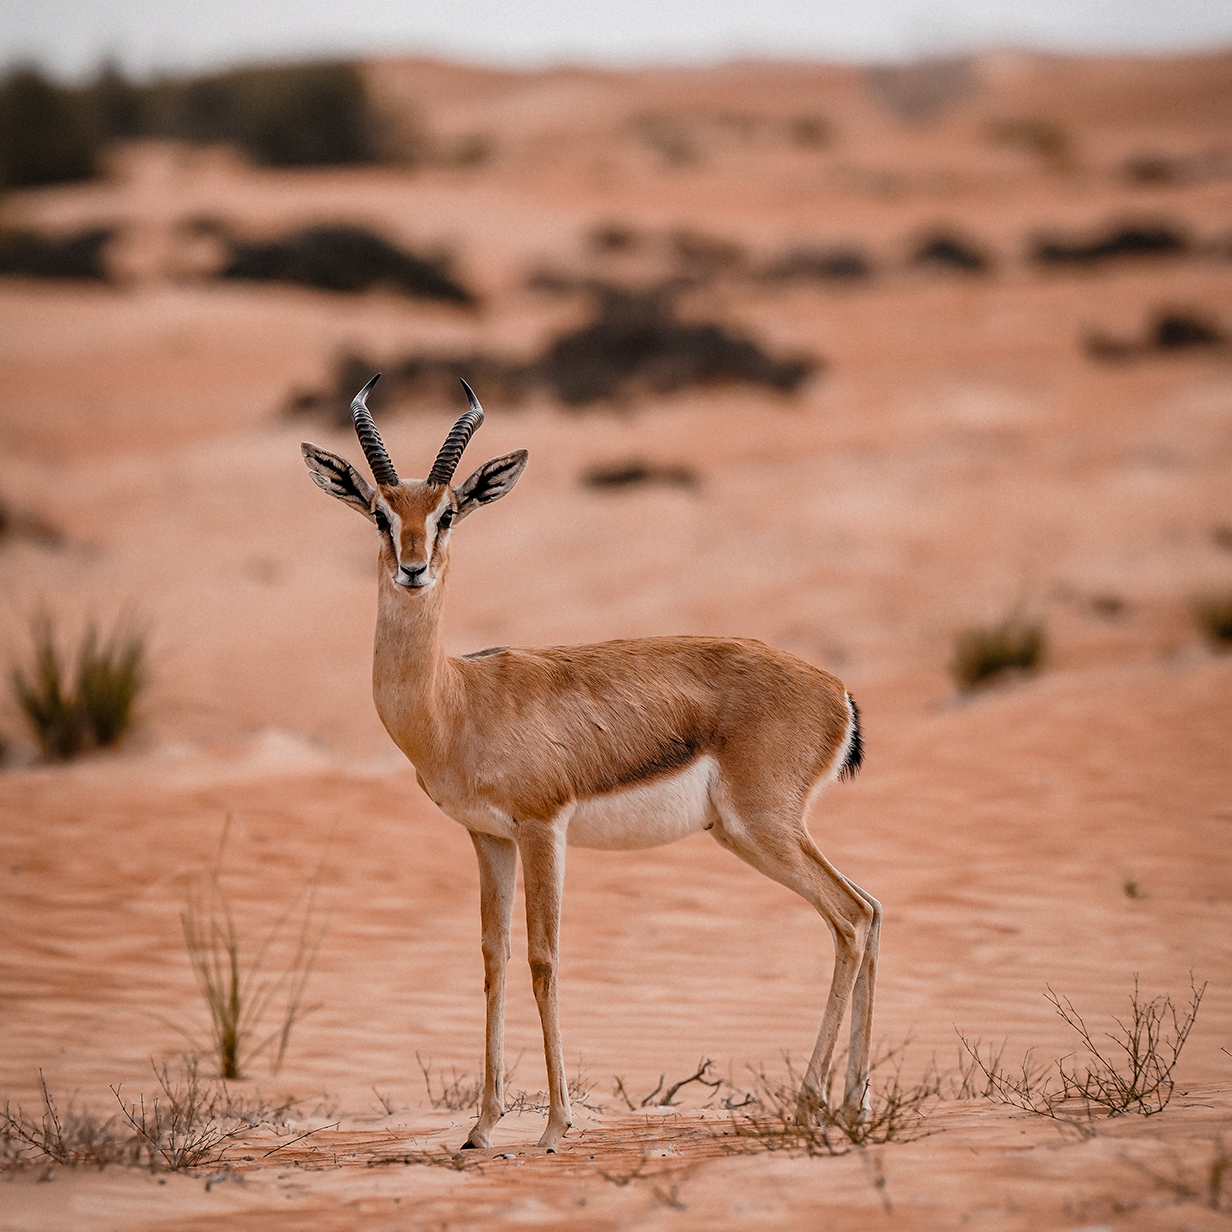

{"left": 301, "top": 375, "right": 528, "bottom": 593}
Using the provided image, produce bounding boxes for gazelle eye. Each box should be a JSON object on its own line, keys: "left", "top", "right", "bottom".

{"left": 373, "top": 509, "right": 390, "bottom": 534}
{"left": 438, "top": 509, "right": 454, "bottom": 530}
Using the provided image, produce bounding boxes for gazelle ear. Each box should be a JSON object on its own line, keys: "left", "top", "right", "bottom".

{"left": 455, "top": 450, "right": 529, "bottom": 520}
{"left": 301, "top": 442, "right": 378, "bottom": 520}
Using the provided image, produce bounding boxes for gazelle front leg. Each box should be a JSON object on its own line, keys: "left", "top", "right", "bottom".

{"left": 515, "top": 818, "right": 572, "bottom": 1151}
{"left": 462, "top": 831, "right": 517, "bottom": 1150}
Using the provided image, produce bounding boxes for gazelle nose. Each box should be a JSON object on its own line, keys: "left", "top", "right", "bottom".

{"left": 398, "top": 563, "right": 428, "bottom": 585}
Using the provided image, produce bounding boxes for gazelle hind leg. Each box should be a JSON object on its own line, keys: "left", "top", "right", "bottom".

{"left": 709, "top": 804, "right": 875, "bottom": 1124}
{"left": 463, "top": 832, "right": 518, "bottom": 1149}
{"left": 840, "top": 878, "right": 881, "bottom": 1120}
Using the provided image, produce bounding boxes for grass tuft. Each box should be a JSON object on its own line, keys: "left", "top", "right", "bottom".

{"left": 10, "top": 613, "right": 145, "bottom": 759}
{"left": 182, "top": 817, "right": 325, "bottom": 1080}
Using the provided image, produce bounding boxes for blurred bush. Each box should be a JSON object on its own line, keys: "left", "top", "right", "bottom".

{"left": 0, "top": 60, "right": 377, "bottom": 189}
{"left": 217, "top": 223, "right": 475, "bottom": 303}
{"left": 0, "top": 67, "right": 101, "bottom": 188}
{"left": 0, "top": 226, "right": 112, "bottom": 280}
{"left": 531, "top": 285, "right": 812, "bottom": 405}
{"left": 293, "top": 283, "right": 817, "bottom": 421}
{"left": 912, "top": 233, "right": 991, "bottom": 274}
{"left": 986, "top": 116, "right": 1072, "bottom": 172}
{"left": 1031, "top": 222, "right": 1187, "bottom": 267}
{"left": 10, "top": 615, "right": 146, "bottom": 760}
{"left": 1193, "top": 595, "right": 1232, "bottom": 651}
{"left": 760, "top": 245, "right": 872, "bottom": 283}
{"left": 581, "top": 459, "right": 699, "bottom": 490}
{"left": 950, "top": 616, "right": 1045, "bottom": 691}
{"left": 173, "top": 62, "right": 375, "bottom": 167}
{"left": 1083, "top": 307, "right": 1226, "bottom": 362}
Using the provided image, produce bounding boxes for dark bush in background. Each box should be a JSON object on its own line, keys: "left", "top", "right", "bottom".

{"left": 950, "top": 616, "right": 1045, "bottom": 691}
{"left": 911, "top": 233, "right": 990, "bottom": 274}
{"left": 0, "top": 67, "right": 101, "bottom": 188}
{"left": 0, "top": 227, "right": 112, "bottom": 280}
{"left": 1031, "top": 223, "right": 1187, "bottom": 267}
{"left": 218, "top": 224, "right": 474, "bottom": 302}
{"left": 760, "top": 246, "right": 873, "bottom": 283}
{"left": 1193, "top": 595, "right": 1232, "bottom": 651}
{"left": 174, "top": 63, "right": 375, "bottom": 167}
{"left": 581, "top": 459, "right": 699, "bottom": 490}
{"left": 0, "top": 60, "right": 377, "bottom": 189}
{"left": 530, "top": 285, "right": 814, "bottom": 405}
{"left": 1083, "top": 307, "right": 1226, "bottom": 362}
{"left": 293, "top": 283, "right": 817, "bottom": 420}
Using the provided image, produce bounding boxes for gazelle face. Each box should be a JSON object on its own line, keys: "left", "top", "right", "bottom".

{"left": 372, "top": 481, "right": 458, "bottom": 592}
{"left": 301, "top": 378, "right": 528, "bottom": 596}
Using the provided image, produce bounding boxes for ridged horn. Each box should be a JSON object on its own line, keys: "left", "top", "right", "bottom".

{"left": 427, "top": 379, "right": 485, "bottom": 486}
{"left": 350, "top": 374, "right": 398, "bottom": 487}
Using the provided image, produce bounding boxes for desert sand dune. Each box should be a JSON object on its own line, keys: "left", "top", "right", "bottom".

{"left": 1, "top": 49, "right": 1230, "bottom": 1230}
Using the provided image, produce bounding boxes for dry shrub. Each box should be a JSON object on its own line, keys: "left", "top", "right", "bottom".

{"left": 960, "top": 977, "right": 1205, "bottom": 1126}
{"left": 724, "top": 1046, "right": 939, "bottom": 1156}
{"left": 182, "top": 818, "right": 325, "bottom": 1080}
{"left": 415, "top": 1055, "right": 484, "bottom": 1113}
{"left": 1194, "top": 594, "right": 1232, "bottom": 650}
{"left": 10, "top": 614, "right": 145, "bottom": 760}
{"left": 2, "top": 1059, "right": 291, "bottom": 1173}
{"left": 949, "top": 616, "right": 1045, "bottom": 691}
{"left": 613, "top": 1060, "right": 723, "bottom": 1111}
{"left": 415, "top": 1054, "right": 596, "bottom": 1116}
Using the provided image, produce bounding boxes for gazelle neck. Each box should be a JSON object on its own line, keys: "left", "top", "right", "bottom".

{"left": 372, "top": 567, "right": 458, "bottom": 766}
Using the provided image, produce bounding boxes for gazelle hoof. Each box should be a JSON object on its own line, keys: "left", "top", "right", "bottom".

{"left": 460, "top": 1140, "right": 478, "bottom": 1150}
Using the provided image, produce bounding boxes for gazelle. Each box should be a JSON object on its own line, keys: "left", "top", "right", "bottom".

{"left": 302, "top": 376, "right": 878, "bottom": 1152}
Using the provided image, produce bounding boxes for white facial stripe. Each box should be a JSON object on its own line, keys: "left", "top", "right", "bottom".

{"left": 426, "top": 491, "right": 455, "bottom": 553}
{"left": 374, "top": 501, "right": 401, "bottom": 557}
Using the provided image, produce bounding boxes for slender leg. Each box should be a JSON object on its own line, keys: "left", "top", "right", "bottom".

{"left": 709, "top": 807, "right": 874, "bottom": 1124}
{"left": 462, "top": 831, "right": 518, "bottom": 1149}
{"left": 841, "top": 878, "right": 881, "bottom": 1120}
{"left": 515, "top": 819, "right": 572, "bottom": 1151}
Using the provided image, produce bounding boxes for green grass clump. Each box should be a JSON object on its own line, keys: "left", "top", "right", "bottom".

{"left": 1193, "top": 594, "right": 1232, "bottom": 651}
{"left": 10, "top": 615, "right": 145, "bottom": 760}
{"left": 949, "top": 616, "right": 1045, "bottom": 691}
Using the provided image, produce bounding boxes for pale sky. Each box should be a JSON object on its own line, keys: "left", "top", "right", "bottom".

{"left": 3, "top": 0, "right": 1232, "bottom": 80}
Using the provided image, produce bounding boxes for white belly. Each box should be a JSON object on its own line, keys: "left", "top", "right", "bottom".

{"left": 567, "top": 756, "right": 719, "bottom": 850}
